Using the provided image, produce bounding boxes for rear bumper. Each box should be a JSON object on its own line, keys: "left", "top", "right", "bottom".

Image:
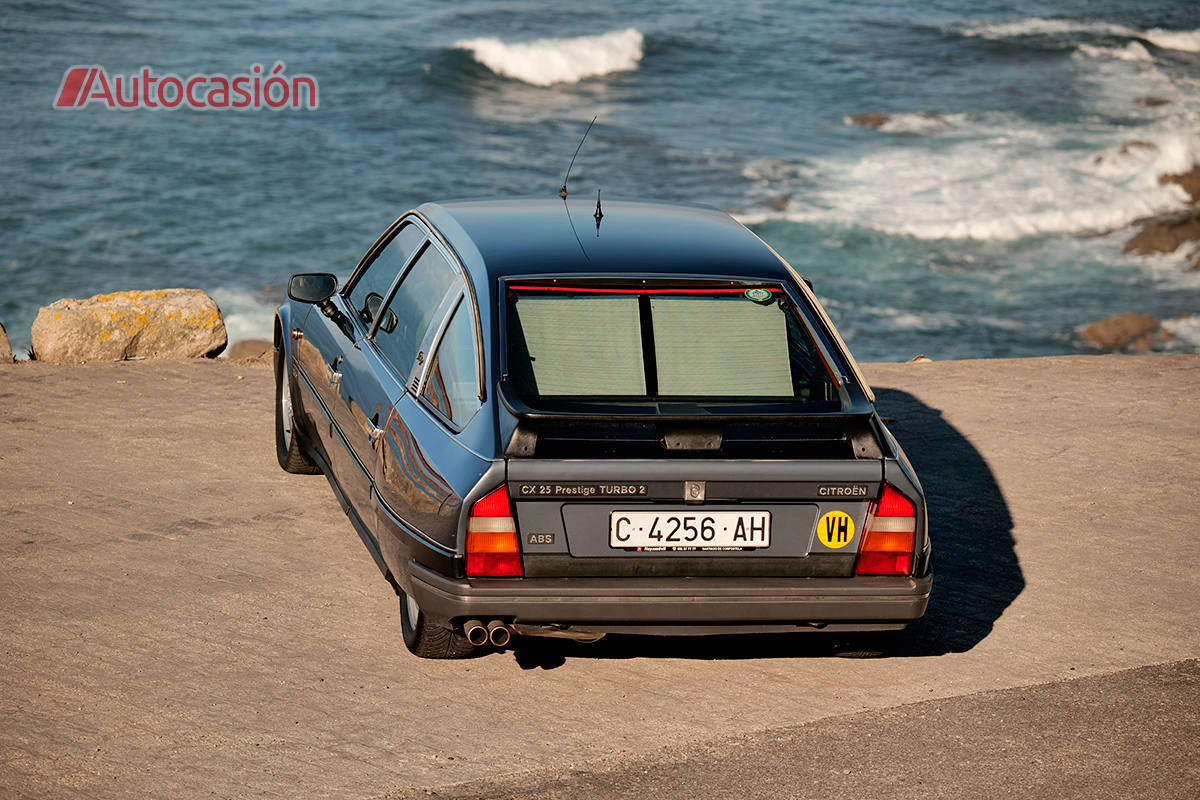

{"left": 407, "top": 561, "right": 932, "bottom": 631}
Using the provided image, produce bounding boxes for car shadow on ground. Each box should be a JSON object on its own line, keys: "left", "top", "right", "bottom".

{"left": 508, "top": 387, "right": 1023, "bottom": 670}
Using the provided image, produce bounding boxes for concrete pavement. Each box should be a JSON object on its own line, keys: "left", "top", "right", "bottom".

{"left": 408, "top": 659, "right": 1200, "bottom": 800}
{"left": 1, "top": 355, "right": 1198, "bottom": 798}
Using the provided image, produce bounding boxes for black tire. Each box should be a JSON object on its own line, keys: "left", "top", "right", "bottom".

{"left": 399, "top": 591, "right": 477, "bottom": 659}
{"left": 275, "top": 345, "right": 320, "bottom": 475}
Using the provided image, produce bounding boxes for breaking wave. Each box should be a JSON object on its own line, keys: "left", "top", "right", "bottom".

{"left": 1073, "top": 41, "right": 1155, "bottom": 63}
{"left": 737, "top": 127, "right": 1200, "bottom": 241}
{"left": 453, "top": 28, "right": 644, "bottom": 86}
{"left": 1163, "top": 315, "right": 1200, "bottom": 348}
{"left": 955, "top": 18, "right": 1200, "bottom": 53}
{"left": 208, "top": 287, "right": 276, "bottom": 352}
{"left": 843, "top": 112, "right": 963, "bottom": 135}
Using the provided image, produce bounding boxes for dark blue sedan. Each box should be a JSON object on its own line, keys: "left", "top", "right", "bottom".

{"left": 274, "top": 197, "right": 931, "bottom": 658}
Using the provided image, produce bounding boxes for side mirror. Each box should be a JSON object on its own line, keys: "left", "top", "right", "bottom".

{"left": 363, "top": 293, "right": 399, "bottom": 335}
{"left": 378, "top": 309, "right": 399, "bottom": 335}
{"left": 288, "top": 273, "right": 338, "bottom": 304}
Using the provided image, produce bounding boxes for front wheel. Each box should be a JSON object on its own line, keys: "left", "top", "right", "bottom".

{"left": 275, "top": 345, "right": 319, "bottom": 474}
{"left": 399, "top": 591, "right": 477, "bottom": 659}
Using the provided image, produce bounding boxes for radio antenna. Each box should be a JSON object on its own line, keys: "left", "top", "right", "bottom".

{"left": 559, "top": 116, "right": 597, "bottom": 199}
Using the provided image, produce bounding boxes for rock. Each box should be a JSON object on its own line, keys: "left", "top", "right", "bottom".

{"left": 1093, "top": 140, "right": 1157, "bottom": 166}
{"left": 1159, "top": 166, "right": 1200, "bottom": 202}
{"left": 1078, "top": 313, "right": 1162, "bottom": 351}
{"left": 846, "top": 112, "right": 948, "bottom": 133}
{"left": 1125, "top": 206, "right": 1200, "bottom": 258}
{"left": 0, "top": 320, "right": 11, "bottom": 363}
{"left": 847, "top": 113, "right": 892, "bottom": 130}
{"left": 1120, "top": 140, "right": 1156, "bottom": 155}
{"left": 31, "top": 289, "right": 227, "bottom": 363}
{"left": 226, "top": 339, "right": 272, "bottom": 361}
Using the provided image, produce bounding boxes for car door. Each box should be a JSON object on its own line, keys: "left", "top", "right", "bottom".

{"left": 297, "top": 221, "right": 426, "bottom": 518}
{"left": 367, "top": 237, "right": 489, "bottom": 570}
{"left": 389, "top": 292, "right": 491, "bottom": 552}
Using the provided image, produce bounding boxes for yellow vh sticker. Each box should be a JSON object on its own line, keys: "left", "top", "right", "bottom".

{"left": 816, "top": 510, "right": 855, "bottom": 549}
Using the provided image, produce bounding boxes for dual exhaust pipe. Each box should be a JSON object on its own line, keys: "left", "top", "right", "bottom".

{"left": 463, "top": 619, "right": 511, "bottom": 648}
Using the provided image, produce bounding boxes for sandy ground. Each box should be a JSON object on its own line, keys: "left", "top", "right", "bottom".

{"left": 0, "top": 354, "right": 1197, "bottom": 799}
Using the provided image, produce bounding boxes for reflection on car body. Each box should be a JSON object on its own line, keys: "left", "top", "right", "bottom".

{"left": 274, "top": 197, "right": 932, "bottom": 658}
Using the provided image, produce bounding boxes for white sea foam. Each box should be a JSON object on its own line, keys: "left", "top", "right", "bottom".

{"left": 1163, "top": 315, "right": 1200, "bottom": 348}
{"left": 1074, "top": 41, "right": 1154, "bottom": 63}
{"left": 208, "top": 287, "right": 276, "bottom": 354}
{"left": 877, "top": 113, "right": 956, "bottom": 135}
{"left": 842, "top": 112, "right": 964, "bottom": 136}
{"left": 741, "top": 157, "right": 816, "bottom": 183}
{"left": 454, "top": 28, "right": 644, "bottom": 86}
{"left": 957, "top": 18, "right": 1200, "bottom": 53}
{"left": 822, "top": 300, "right": 1026, "bottom": 332}
{"left": 736, "top": 125, "right": 1200, "bottom": 241}
{"left": 1143, "top": 28, "right": 1200, "bottom": 53}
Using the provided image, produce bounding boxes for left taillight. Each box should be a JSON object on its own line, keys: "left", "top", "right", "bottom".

{"left": 856, "top": 484, "right": 917, "bottom": 576}
{"left": 466, "top": 485, "right": 523, "bottom": 577}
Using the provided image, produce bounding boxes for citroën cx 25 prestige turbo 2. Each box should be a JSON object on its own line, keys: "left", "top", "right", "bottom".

{"left": 274, "top": 197, "right": 930, "bottom": 658}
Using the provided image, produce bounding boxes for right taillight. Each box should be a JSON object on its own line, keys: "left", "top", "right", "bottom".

{"left": 466, "top": 485, "right": 523, "bottom": 578}
{"left": 856, "top": 484, "right": 916, "bottom": 576}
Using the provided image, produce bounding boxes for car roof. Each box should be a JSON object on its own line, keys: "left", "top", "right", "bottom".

{"left": 417, "top": 197, "right": 791, "bottom": 281}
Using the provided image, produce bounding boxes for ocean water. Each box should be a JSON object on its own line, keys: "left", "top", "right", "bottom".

{"left": 1, "top": 0, "right": 1198, "bottom": 361}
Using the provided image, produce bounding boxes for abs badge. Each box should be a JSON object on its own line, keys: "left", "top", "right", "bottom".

{"left": 816, "top": 510, "right": 855, "bottom": 549}
{"left": 744, "top": 288, "right": 772, "bottom": 303}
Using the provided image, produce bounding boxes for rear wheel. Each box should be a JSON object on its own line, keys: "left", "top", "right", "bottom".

{"left": 399, "top": 591, "right": 477, "bottom": 659}
{"left": 275, "top": 345, "right": 320, "bottom": 474}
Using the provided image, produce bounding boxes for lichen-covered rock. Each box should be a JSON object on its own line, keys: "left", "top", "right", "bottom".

{"left": 226, "top": 339, "right": 272, "bottom": 361}
{"left": 1078, "top": 313, "right": 1166, "bottom": 351}
{"left": 0, "top": 320, "right": 12, "bottom": 363}
{"left": 31, "top": 289, "right": 227, "bottom": 363}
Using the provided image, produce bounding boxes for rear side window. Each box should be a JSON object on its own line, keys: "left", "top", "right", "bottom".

{"left": 347, "top": 223, "right": 426, "bottom": 329}
{"left": 373, "top": 244, "right": 457, "bottom": 376}
{"left": 505, "top": 285, "right": 838, "bottom": 409}
{"left": 421, "top": 300, "right": 481, "bottom": 428}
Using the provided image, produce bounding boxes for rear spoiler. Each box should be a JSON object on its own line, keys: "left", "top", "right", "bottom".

{"left": 498, "top": 383, "right": 886, "bottom": 459}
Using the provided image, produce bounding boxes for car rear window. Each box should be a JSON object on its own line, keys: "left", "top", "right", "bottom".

{"left": 505, "top": 285, "right": 839, "bottom": 409}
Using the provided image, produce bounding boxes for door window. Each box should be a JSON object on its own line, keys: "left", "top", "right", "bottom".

{"left": 373, "top": 243, "right": 458, "bottom": 377}
{"left": 346, "top": 223, "right": 426, "bottom": 330}
{"left": 421, "top": 299, "right": 481, "bottom": 428}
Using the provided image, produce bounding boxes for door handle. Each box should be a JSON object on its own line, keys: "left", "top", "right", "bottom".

{"left": 329, "top": 356, "right": 343, "bottom": 390}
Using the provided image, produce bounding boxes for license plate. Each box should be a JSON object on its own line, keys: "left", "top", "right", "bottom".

{"left": 609, "top": 510, "right": 771, "bottom": 550}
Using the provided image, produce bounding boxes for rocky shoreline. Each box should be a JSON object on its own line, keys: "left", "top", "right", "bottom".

{"left": 4, "top": 136, "right": 1200, "bottom": 364}
{"left": 847, "top": 111, "right": 1200, "bottom": 271}
{"left": 845, "top": 110, "right": 1200, "bottom": 353}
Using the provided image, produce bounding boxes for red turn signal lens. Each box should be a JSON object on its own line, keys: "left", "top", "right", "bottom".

{"left": 466, "top": 486, "right": 523, "bottom": 577}
{"left": 856, "top": 484, "right": 917, "bottom": 576}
